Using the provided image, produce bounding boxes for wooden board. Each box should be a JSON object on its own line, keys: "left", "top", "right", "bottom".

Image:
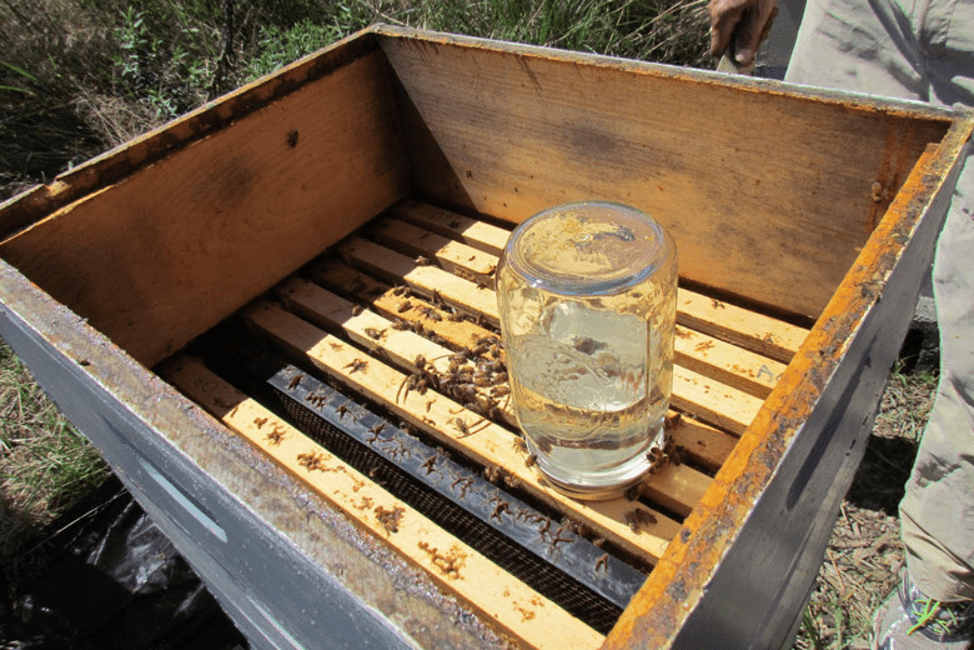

{"left": 376, "top": 26, "right": 950, "bottom": 319}
{"left": 389, "top": 198, "right": 510, "bottom": 256}
{"left": 241, "top": 298, "right": 685, "bottom": 562}
{"left": 0, "top": 50, "right": 408, "bottom": 367}
{"left": 164, "top": 356, "right": 605, "bottom": 650}
{"left": 202, "top": 199, "right": 815, "bottom": 567}
{"left": 605, "top": 131, "right": 971, "bottom": 650}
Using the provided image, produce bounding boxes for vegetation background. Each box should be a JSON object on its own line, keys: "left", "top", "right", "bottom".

{"left": 0, "top": 1, "right": 937, "bottom": 648}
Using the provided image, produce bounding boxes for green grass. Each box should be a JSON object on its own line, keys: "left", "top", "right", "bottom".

{"left": 0, "top": 341, "right": 110, "bottom": 567}
{"left": 1, "top": 0, "right": 710, "bottom": 201}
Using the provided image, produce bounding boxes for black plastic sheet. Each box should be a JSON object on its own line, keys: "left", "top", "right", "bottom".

{"left": 1, "top": 475, "right": 249, "bottom": 649}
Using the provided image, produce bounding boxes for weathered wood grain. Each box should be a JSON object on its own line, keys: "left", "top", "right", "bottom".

{"left": 0, "top": 51, "right": 408, "bottom": 367}
{"left": 378, "top": 29, "right": 947, "bottom": 319}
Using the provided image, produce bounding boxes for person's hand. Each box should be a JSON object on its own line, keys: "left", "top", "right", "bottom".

{"left": 708, "top": 0, "right": 778, "bottom": 66}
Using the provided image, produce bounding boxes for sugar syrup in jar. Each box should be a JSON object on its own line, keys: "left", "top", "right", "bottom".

{"left": 496, "top": 201, "right": 677, "bottom": 499}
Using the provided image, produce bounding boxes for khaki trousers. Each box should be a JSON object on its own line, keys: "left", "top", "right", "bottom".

{"left": 786, "top": 0, "right": 974, "bottom": 602}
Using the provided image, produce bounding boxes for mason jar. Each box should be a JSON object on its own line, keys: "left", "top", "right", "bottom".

{"left": 496, "top": 201, "right": 678, "bottom": 500}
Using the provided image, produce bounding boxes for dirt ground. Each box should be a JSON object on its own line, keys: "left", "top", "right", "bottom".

{"left": 792, "top": 367, "right": 937, "bottom": 649}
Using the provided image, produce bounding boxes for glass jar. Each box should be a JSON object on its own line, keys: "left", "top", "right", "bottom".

{"left": 496, "top": 201, "right": 677, "bottom": 500}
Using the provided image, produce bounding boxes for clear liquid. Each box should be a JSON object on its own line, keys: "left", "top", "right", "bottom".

{"left": 506, "top": 299, "right": 673, "bottom": 492}
{"left": 496, "top": 201, "right": 678, "bottom": 497}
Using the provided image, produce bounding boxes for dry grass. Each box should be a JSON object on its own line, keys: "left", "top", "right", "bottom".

{"left": 73, "top": 87, "right": 166, "bottom": 149}
{"left": 0, "top": 343, "right": 110, "bottom": 568}
{"left": 1, "top": 0, "right": 711, "bottom": 202}
{"left": 0, "top": 0, "right": 114, "bottom": 194}
{"left": 793, "top": 367, "right": 938, "bottom": 649}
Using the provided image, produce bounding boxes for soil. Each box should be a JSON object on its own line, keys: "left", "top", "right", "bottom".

{"left": 792, "top": 368, "right": 936, "bottom": 649}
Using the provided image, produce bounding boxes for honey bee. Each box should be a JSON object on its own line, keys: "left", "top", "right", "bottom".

{"left": 484, "top": 464, "right": 506, "bottom": 484}
{"left": 663, "top": 412, "right": 682, "bottom": 430}
{"left": 297, "top": 451, "right": 326, "bottom": 471}
{"left": 421, "top": 455, "right": 438, "bottom": 475}
{"left": 345, "top": 358, "right": 368, "bottom": 374}
{"left": 366, "top": 423, "right": 386, "bottom": 444}
{"left": 452, "top": 417, "right": 471, "bottom": 437}
{"left": 490, "top": 499, "right": 509, "bottom": 522}
{"left": 265, "top": 427, "right": 285, "bottom": 445}
{"left": 364, "top": 327, "right": 385, "bottom": 340}
{"left": 374, "top": 505, "right": 404, "bottom": 534}
{"left": 625, "top": 508, "right": 658, "bottom": 532}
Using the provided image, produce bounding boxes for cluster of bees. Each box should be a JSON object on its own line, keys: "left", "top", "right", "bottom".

{"left": 639, "top": 412, "right": 687, "bottom": 479}
{"left": 373, "top": 504, "right": 405, "bottom": 534}
{"left": 323, "top": 267, "right": 699, "bottom": 566}
{"left": 398, "top": 339, "right": 511, "bottom": 424}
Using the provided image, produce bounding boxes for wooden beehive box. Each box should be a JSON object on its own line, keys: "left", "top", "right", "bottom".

{"left": 0, "top": 25, "right": 971, "bottom": 650}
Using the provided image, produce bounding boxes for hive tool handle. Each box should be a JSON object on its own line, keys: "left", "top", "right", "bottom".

{"left": 717, "top": 33, "right": 757, "bottom": 75}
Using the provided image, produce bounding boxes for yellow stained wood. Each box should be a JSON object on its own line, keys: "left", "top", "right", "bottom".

{"left": 338, "top": 237, "right": 500, "bottom": 325}
{"left": 0, "top": 51, "right": 407, "bottom": 367}
{"left": 671, "top": 367, "right": 763, "bottom": 436}
{"left": 278, "top": 278, "right": 448, "bottom": 364}
{"left": 308, "top": 259, "right": 492, "bottom": 353}
{"left": 163, "top": 356, "right": 603, "bottom": 650}
{"left": 241, "top": 299, "right": 685, "bottom": 562}
{"left": 667, "top": 416, "right": 737, "bottom": 474}
{"left": 641, "top": 461, "right": 712, "bottom": 519}
{"left": 275, "top": 277, "right": 518, "bottom": 428}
